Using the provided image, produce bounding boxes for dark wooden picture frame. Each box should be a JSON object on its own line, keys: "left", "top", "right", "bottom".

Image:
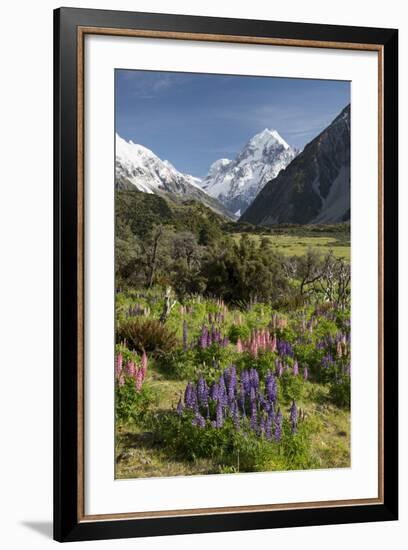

{"left": 54, "top": 7, "right": 398, "bottom": 542}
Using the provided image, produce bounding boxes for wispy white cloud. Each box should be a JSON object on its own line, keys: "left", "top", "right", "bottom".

{"left": 118, "top": 71, "right": 193, "bottom": 99}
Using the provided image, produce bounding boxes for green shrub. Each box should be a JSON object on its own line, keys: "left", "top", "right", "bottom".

{"left": 156, "top": 349, "right": 198, "bottom": 380}
{"left": 279, "top": 419, "right": 314, "bottom": 469}
{"left": 195, "top": 343, "right": 238, "bottom": 368}
{"left": 148, "top": 411, "right": 316, "bottom": 473}
{"left": 313, "top": 318, "right": 338, "bottom": 341}
{"left": 328, "top": 374, "right": 350, "bottom": 408}
{"left": 293, "top": 341, "right": 323, "bottom": 381}
{"left": 279, "top": 372, "right": 305, "bottom": 402}
{"left": 115, "top": 378, "right": 157, "bottom": 424}
{"left": 228, "top": 324, "right": 250, "bottom": 344}
{"left": 250, "top": 350, "right": 278, "bottom": 378}
{"left": 117, "top": 318, "right": 178, "bottom": 354}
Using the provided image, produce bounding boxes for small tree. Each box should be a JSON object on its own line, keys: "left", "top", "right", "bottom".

{"left": 138, "top": 225, "right": 173, "bottom": 288}
{"left": 171, "top": 231, "right": 202, "bottom": 271}
{"left": 294, "top": 248, "right": 325, "bottom": 296}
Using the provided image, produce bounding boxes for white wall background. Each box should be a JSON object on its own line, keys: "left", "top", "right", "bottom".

{"left": 0, "top": 0, "right": 405, "bottom": 548}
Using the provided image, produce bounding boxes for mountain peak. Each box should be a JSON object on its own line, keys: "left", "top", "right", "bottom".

{"left": 202, "top": 128, "right": 297, "bottom": 214}
{"left": 249, "top": 128, "right": 290, "bottom": 150}
{"left": 240, "top": 104, "right": 351, "bottom": 225}
{"left": 115, "top": 134, "right": 235, "bottom": 219}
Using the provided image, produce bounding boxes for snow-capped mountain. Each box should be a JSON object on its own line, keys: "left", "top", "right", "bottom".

{"left": 201, "top": 129, "right": 297, "bottom": 214}
{"left": 241, "top": 105, "right": 351, "bottom": 225}
{"left": 115, "top": 134, "right": 234, "bottom": 218}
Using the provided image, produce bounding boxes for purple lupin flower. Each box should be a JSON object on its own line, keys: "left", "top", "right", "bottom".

{"left": 206, "top": 330, "right": 212, "bottom": 347}
{"left": 249, "top": 368, "right": 259, "bottom": 392}
{"left": 232, "top": 400, "right": 240, "bottom": 430}
{"left": 183, "top": 320, "right": 188, "bottom": 351}
{"left": 218, "top": 374, "right": 228, "bottom": 407}
{"left": 290, "top": 400, "right": 298, "bottom": 433}
{"left": 223, "top": 366, "right": 231, "bottom": 387}
{"left": 241, "top": 370, "right": 250, "bottom": 395}
{"left": 303, "top": 366, "right": 309, "bottom": 380}
{"left": 199, "top": 326, "right": 208, "bottom": 349}
{"left": 322, "top": 353, "right": 333, "bottom": 369}
{"left": 226, "top": 365, "right": 237, "bottom": 402}
{"left": 275, "top": 360, "right": 283, "bottom": 377}
{"left": 209, "top": 380, "right": 219, "bottom": 402}
{"left": 184, "top": 382, "right": 192, "bottom": 407}
{"left": 184, "top": 382, "right": 197, "bottom": 410}
{"left": 250, "top": 402, "right": 258, "bottom": 432}
{"left": 257, "top": 391, "right": 266, "bottom": 409}
{"left": 176, "top": 397, "right": 184, "bottom": 416}
{"left": 293, "top": 361, "right": 299, "bottom": 376}
{"left": 238, "top": 391, "right": 246, "bottom": 416}
{"left": 192, "top": 412, "right": 205, "bottom": 428}
{"left": 265, "top": 414, "right": 272, "bottom": 440}
{"left": 222, "top": 336, "right": 229, "bottom": 347}
{"left": 216, "top": 400, "right": 223, "bottom": 428}
{"left": 265, "top": 371, "right": 277, "bottom": 403}
{"left": 277, "top": 339, "right": 294, "bottom": 358}
{"left": 274, "top": 408, "right": 283, "bottom": 441}
{"left": 197, "top": 376, "right": 209, "bottom": 407}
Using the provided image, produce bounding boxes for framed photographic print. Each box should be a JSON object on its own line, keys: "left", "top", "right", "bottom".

{"left": 54, "top": 7, "right": 398, "bottom": 542}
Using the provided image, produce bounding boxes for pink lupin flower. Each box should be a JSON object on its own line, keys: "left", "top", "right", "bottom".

{"left": 303, "top": 366, "right": 309, "bottom": 380}
{"left": 134, "top": 368, "right": 143, "bottom": 392}
{"left": 126, "top": 360, "right": 136, "bottom": 377}
{"left": 115, "top": 352, "right": 123, "bottom": 379}
{"left": 141, "top": 351, "right": 148, "bottom": 379}
{"left": 236, "top": 338, "right": 243, "bottom": 353}
{"left": 118, "top": 373, "right": 125, "bottom": 387}
{"left": 293, "top": 361, "right": 299, "bottom": 376}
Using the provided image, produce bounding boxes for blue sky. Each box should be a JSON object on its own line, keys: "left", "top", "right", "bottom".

{"left": 115, "top": 70, "right": 350, "bottom": 178}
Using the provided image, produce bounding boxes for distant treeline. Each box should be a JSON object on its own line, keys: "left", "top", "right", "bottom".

{"left": 116, "top": 190, "right": 350, "bottom": 310}
{"left": 224, "top": 220, "right": 350, "bottom": 238}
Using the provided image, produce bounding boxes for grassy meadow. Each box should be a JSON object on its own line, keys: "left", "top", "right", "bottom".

{"left": 231, "top": 233, "right": 350, "bottom": 260}
{"left": 115, "top": 198, "right": 351, "bottom": 478}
